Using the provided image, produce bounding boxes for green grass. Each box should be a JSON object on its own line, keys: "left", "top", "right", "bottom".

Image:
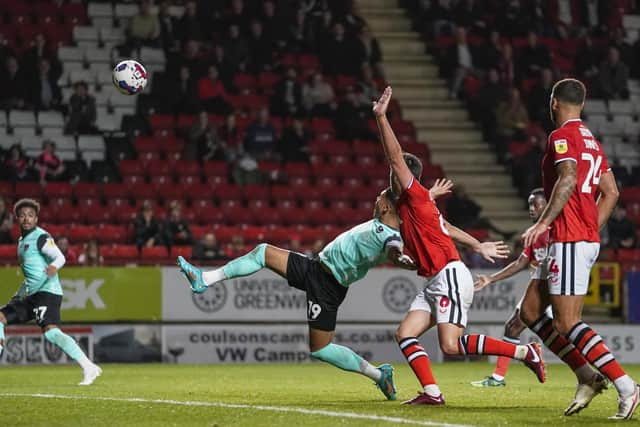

{"left": 1, "top": 363, "right": 639, "bottom": 426}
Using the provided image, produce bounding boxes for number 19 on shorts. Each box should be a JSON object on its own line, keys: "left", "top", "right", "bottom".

{"left": 307, "top": 300, "right": 322, "bottom": 320}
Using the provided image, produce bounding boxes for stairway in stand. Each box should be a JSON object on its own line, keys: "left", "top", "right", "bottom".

{"left": 359, "top": 0, "right": 530, "bottom": 234}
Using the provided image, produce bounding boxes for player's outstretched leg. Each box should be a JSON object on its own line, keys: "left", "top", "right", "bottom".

{"left": 310, "top": 329, "right": 396, "bottom": 401}
{"left": 471, "top": 308, "right": 526, "bottom": 388}
{"left": 0, "top": 321, "right": 5, "bottom": 357}
{"left": 178, "top": 243, "right": 269, "bottom": 293}
{"left": 43, "top": 327, "right": 102, "bottom": 385}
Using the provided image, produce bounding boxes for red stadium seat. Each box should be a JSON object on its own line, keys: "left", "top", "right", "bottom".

{"left": 97, "top": 224, "right": 128, "bottom": 244}
{"left": 173, "top": 160, "right": 202, "bottom": 177}
{"left": 241, "top": 226, "right": 267, "bottom": 243}
{"left": 0, "top": 182, "right": 13, "bottom": 199}
{"left": 134, "top": 136, "right": 159, "bottom": 153}
{"left": 213, "top": 184, "right": 241, "bottom": 201}
{"left": 242, "top": 185, "right": 270, "bottom": 202}
{"left": 203, "top": 160, "right": 229, "bottom": 176}
{"left": 54, "top": 206, "right": 84, "bottom": 224}
{"left": 123, "top": 175, "right": 146, "bottom": 185}
{"left": 617, "top": 249, "right": 640, "bottom": 262}
{"left": 267, "top": 226, "right": 290, "bottom": 245}
{"left": 103, "top": 183, "right": 131, "bottom": 199}
{"left": 119, "top": 160, "right": 144, "bottom": 177}
{"left": 61, "top": 2, "right": 87, "bottom": 24}
{"left": 281, "top": 208, "right": 309, "bottom": 226}
{"left": 271, "top": 186, "right": 296, "bottom": 201}
{"left": 298, "top": 54, "right": 320, "bottom": 70}
{"left": 67, "top": 225, "right": 97, "bottom": 243}
{"left": 82, "top": 204, "right": 113, "bottom": 224}
{"left": 195, "top": 209, "right": 224, "bottom": 226}
{"left": 44, "top": 224, "right": 68, "bottom": 239}
{"left": 223, "top": 206, "right": 254, "bottom": 225}
{"left": 0, "top": 244, "right": 16, "bottom": 263}
{"left": 253, "top": 207, "right": 280, "bottom": 225}
{"left": 233, "top": 73, "right": 257, "bottom": 93}
{"left": 45, "top": 182, "right": 72, "bottom": 199}
{"left": 146, "top": 160, "right": 171, "bottom": 176}
{"left": 284, "top": 162, "right": 311, "bottom": 178}
{"left": 73, "top": 183, "right": 99, "bottom": 201}
{"left": 149, "top": 114, "right": 175, "bottom": 131}
{"left": 129, "top": 183, "right": 158, "bottom": 200}
{"left": 213, "top": 226, "right": 236, "bottom": 244}
{"left": 294, "top": 186, "right": 322, "bottom": 202}
{"left": 15, "top": 182, "right": 42, "bottom": 199}
{"left": 171, "top": 246, "right": 192, "bottom": 259}
{"left": 258, "top": 72, "right": 280, "bottom": 93}
{"left": 141, "top": 246, "right": 169, "bottom": 260}
{"left": 103, "top": 244, "right": 139, "bottom": 261}
{"left": 158, "top": 184, "right": 185, "bottom": 203}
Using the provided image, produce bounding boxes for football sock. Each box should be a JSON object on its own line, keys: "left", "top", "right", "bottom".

{"left": 311, "top": 343, "right": 381, "bottom": 381}
{"left": 493, "top": 336, "right": 519, "bottom": 378}
{"left": 0, "top": 322, "right": 4, "bottom": 355}
{"left": 212, "top": 243, "right": 267, "bottom": 283}
{"left": 202, "top": 268, "right": 226, "bottom": 285}
{"left": 458, "top": 334, "right": 531, "bottom": 360}
{"left": 530, "top": 313, "right": 593, "bottom": 382}
{"left": 567, "top": 321, "right": 635, "bottom": 396}
{"left": 44, "top": 328, "right": 92, "bottom": 369}
{"left": 399, "top": 337, "right": 440, "bottom": 395}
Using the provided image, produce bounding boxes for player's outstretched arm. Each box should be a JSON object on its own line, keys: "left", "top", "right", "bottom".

{"left": 387, "top": 246, "right": 417, "bottom": 270}
{"left": 474, "top": 254, "right": 530, "bottom": 291}
{"left": 522, "top": 160, "right": 576, "bottom": 247}
{"left": 596, "top": 170, "right": 619, "bottom": 230}
{"left": 445, "top": 220, "right": 510, "bottom": 263}
{"left": 429, "top": 178, "right": 453, "bottom": 200}
{"left": 372, "top": 86, "right": 413, "bottom": 189}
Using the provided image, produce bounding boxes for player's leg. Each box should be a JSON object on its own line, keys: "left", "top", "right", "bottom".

{"left": 36, "top": 293, "right": 101, "bottom": 385}
{"left": 0, "top": 311, "right": 6, "bottom": 356}
{"left": 438, "top": 262, "right": 545, "bottom": 382}
{"left": 0, "top": 296, "right": 34, "bottom": 356}
{"left": 395, "top": 292, "right": 442, "bottom": 405}
{"left": 177, "top": 244, "right": 289, "bottom": 292}
{"left": 471, "top": 307, "right": 525, "bottom": 387}
{"left": 548, "top": 242, "right": 637, "bottom": 419}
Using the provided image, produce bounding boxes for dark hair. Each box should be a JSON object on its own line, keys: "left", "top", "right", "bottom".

{"left": 14, "top": 198, "right": 40, "bottom": 216}
{"left": 385, "top": 187, "right": 399, "bottom": 205}
{"left": 551, "top": 78, "right": 586, "bottom": 106}
{"left": 530, "top": 187, "right": 545, "bottom": 199}
{"left": 403, "top": 152, "right": 423, "bottom": 180}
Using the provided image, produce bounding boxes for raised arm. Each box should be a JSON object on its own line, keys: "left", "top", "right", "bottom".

{"left": 372, "top": 87, "right": 414, "bottom": 190}
{"left": 596, "top": 170, "right": 619, "bottom": 230}
{"left": 474, "top": 254, "right": 530, "bottom": 291}
{"left": 445, "top": 220, "right": 509, "bottom": 263}
{"left": 429, "top": 178, "right": 453, "bottom": 200}
{"left": 522, "top": 160, "right": 576, "bottom": 247}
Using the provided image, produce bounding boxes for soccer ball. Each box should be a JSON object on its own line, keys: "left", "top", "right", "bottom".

{"left": 112, "top": 60, "right": 148, "bottom": 95}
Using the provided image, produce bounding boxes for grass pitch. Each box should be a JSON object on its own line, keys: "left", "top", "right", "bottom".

{"left": 1, "top": 363, "right": 639, "bottom": 426}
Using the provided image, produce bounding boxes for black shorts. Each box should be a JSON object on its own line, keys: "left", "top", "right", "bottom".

{"left": 0, "top": 292, "right": 62, "bottom": 328}
{"left": 287, "top": 252, "right": 348, "bottom": 332}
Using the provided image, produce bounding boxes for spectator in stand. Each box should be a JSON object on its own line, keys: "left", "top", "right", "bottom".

{"left": 608, "top": 205, "right": 637, "bottom": 249}
{"left": 453, "top": 0, "right": 485, "bottom": 33}
{"left": 575, "top": 35, "right": 602, "bottom": 82}
{"left": 496, "top": 0, "right": 527, "bottom": 38}
{"left": 598, "top": 46, "right": 630, "bottom": 100}
{"left": 518, "top": 31, "right": 551, "bottom": 79}
{"left": 334, "top": 86, "right": 373, "bottom": 141}
{"left": 355, "top": 26, "right": 384, "bottom": 77}
{"left": 497, "top": 42, "right": 515, "bottom": 85}
{"left": 180, "top": 39, "right": 207, "bottom": 78}
{"left": 219, "top": 113, "right": 242, "bottom": 149}
{"left": 244, "top": 107, "right": 278, "bottom": 160}
{"left": 355, "top": 64, "right": 379, "bottom": 109}
{"left": 226, "top": 0, "right": 250, "bottom": 32}
{"left": 479, "top": 30, "right": 503, "bottom": 70}
{"left": 470, "top": 68, "right": 506, "bottom": 141}
{"left": 0, "top": 197, "right": 13, "bottom": 243}
{"left": 302, "top": 71, "right": 335, "bottom": 117}
{"left": 193, "top": 232, "right": 227, "bottom": 261}
{"left": 260, "top": 0, "right": 285, "bottom": 48}
{"left": 445, "top": 185, "right": 514, "bottom": 239}
{"left": 495, "top": 87, "right": 529, "bottom": 160}
{"left": 288, "top": 8, "right": 310, "bottom": 52}
{"left": 513, "top": 131, "right": 545, "bottom": 197}
{"left": 158, "top": 0, "right": 180, "bottom": 53}
{"left": 134, "top": 201, "right": 162, "bottom": 249}
{"left": 65, "top": 81, "right": 97, "bottom": 134}
{"left": 272, "top": 67, "right": 303, "bottom": 117}
{"left": 223, "top": 24, "right": 249, "bottom": 73}
{"left": 168, "top": 65, "right": 199, "bottom": 114}
{"left": 127, "top": 0, "right": 160, "bottom": 49}
{"left": 527, "top": 68, "right": 555, "bottom": 133}
{"left": 30, "top": 59, "right": 62, "bottom": 111}
{"left": 177, "top": 0, "right": 204, "bottom": 41}
{"left": 279, "top": 118, "right": 311, "bottom": 163}
{"left": 424, "top": 0, "right": 455, "bottom": 38}
{"left": 35, "top": 140, "right": 65, "bottom": 184}
{"left": 55, "top": 236, "right": 78, "bottom": 265}
{"left": 248, "top": 20, "right": 272, "bottom": 72}
{"left": 187, "top": 111, "right": 223, "bottom": 161}
{"left": 4, "top": 144, "right": 32, "bottom": 182}
{"left": 0, "top": 33, "right": 15, "bottom": 66}
{"left": 320, "top": 22, "right": 357, "bottom": 76}
{"left": 445, "top": 27, "right": 477, "bottom": 99}
{"left": 22, "top": 33, "right": 61, "bottom": 83}
{"left": 162, "top": 202, "right": 193, "bottom": 248}
{"left": 610, "top": 28, "right": 633, "bottom": 70}
{"left": 0, "top": 56, "right": 28, "bottom": 109}
{"left": 78, "top": 239, "right": 104, "bottom": 266}
{"left": 212, "top": 44, "right": 233, "bottom": 87}
{"left": 197, "top": 65, "right": 231, "bottom": 115}
{"left": 226, "top": 234, "right": 246, "bottom": 258}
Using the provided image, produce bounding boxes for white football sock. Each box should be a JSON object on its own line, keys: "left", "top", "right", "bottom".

{"left": 77, "top": 353, "right": 93, "bottom": 370}
{"left": 202, "top": 268, "right": 226, "bottom": 286}
{"left": 614, "top": 375, "right": 636, "bottom": 397}
{"left": 423, "top": 384, "right": 441, "bottom": 396}
{"left": 359, "top": 361, "right": 382, "bottom": 381}
{"left": 492, "top": 373, "right": 505, "bottom": 381}
{"left": 514, "top": 345, "right": 529, "bottom": 360}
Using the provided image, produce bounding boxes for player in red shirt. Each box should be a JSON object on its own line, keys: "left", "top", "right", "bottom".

{"left": 521, "top": 78, "right": 638, "bottom": 420}
{"left": 373, "top": 87, "right": 545, "bottom": 405}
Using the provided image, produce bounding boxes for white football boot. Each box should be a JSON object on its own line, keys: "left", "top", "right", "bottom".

{"left": 79, "top": 363, "right": 103, "bottom": 386}
{"left": 609, "top": 384, "right": 640, "bottom": 420}
{"left": 564, "top": 373, "right": 608, "bottom": 416}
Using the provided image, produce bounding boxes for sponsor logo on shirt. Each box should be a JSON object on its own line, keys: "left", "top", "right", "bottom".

{"left": 554, "top": 139, "right": 568, "bottom": 154}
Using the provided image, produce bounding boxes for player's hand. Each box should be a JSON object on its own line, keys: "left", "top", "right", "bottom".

{"left": 476, "top": 241, "right": 510, "bottom": 264}
{"left": 372, "top": 86, "right": 392, "bottom": 117}
{"left": 429, "top": 178, "right": 453, "bottom": 200}
{"left": 395, "top": 254, "right": 417, "bottom": 270}
{"left": 522, "top": 222, "right": 548, "bottom": 248}
{"left": 45, "top": 265, "right": 58, "bottom": 277}
{"left": 474, "top": 274, "right": 493, "bottom": 291}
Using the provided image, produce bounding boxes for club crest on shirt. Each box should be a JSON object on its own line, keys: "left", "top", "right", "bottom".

{"left": 554, "top": 139, "right": 568, "bottom": 154}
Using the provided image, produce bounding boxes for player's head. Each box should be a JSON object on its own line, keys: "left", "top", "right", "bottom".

{"left": 527, "top": 188, "right": 546, "bottom": 221}
{"left": 390, "top": 152, "right": 423, "bottom": 195}
{"left": 374, "top": 187, "right": 398, "bottom": 219}
{"left": 14, "top": 198, "right": 40, "bottom": 232}
{"left": 549, "top": 78, "right": 585, "bottom": 124}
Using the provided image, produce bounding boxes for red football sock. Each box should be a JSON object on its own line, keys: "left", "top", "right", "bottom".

{"left": 530, "top": 314, "right": 588, "bottom": 371}
{"left": 568, "top": 322, "right": 626, "bottom": 382}
{"left": 399, "top": 337, "right": 436, "bottom": 387}
{"left": 494, "top": 356, "right": 511, "bottom": 378}
{"left": 458, "top": 334, "right": 518, "bottom": 358}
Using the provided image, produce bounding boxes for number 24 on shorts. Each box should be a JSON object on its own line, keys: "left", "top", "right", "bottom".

{"left": 308, "top": 300, "right": 322, "bottom": 320}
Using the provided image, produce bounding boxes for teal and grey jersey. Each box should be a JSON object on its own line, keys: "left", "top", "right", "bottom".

{"left": 17, "top": 227, "right": 66, "bottom": 297}
{"left": 319, "top": 219, "right": 402, "bottom": 287}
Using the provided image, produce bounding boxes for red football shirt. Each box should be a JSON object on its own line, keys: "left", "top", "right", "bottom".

{"left": 396, "top": 178, "right": 460, "bottom": 277}
{"left": 542, "top": 119, "right": 610, "bottom": 243}
{"left": 522, "top": 228, "right": 550, "bottom": 266}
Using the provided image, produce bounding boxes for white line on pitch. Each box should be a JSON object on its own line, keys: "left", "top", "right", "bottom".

{"left": 0, "top": 393, "right": 475, "bottom": 427}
